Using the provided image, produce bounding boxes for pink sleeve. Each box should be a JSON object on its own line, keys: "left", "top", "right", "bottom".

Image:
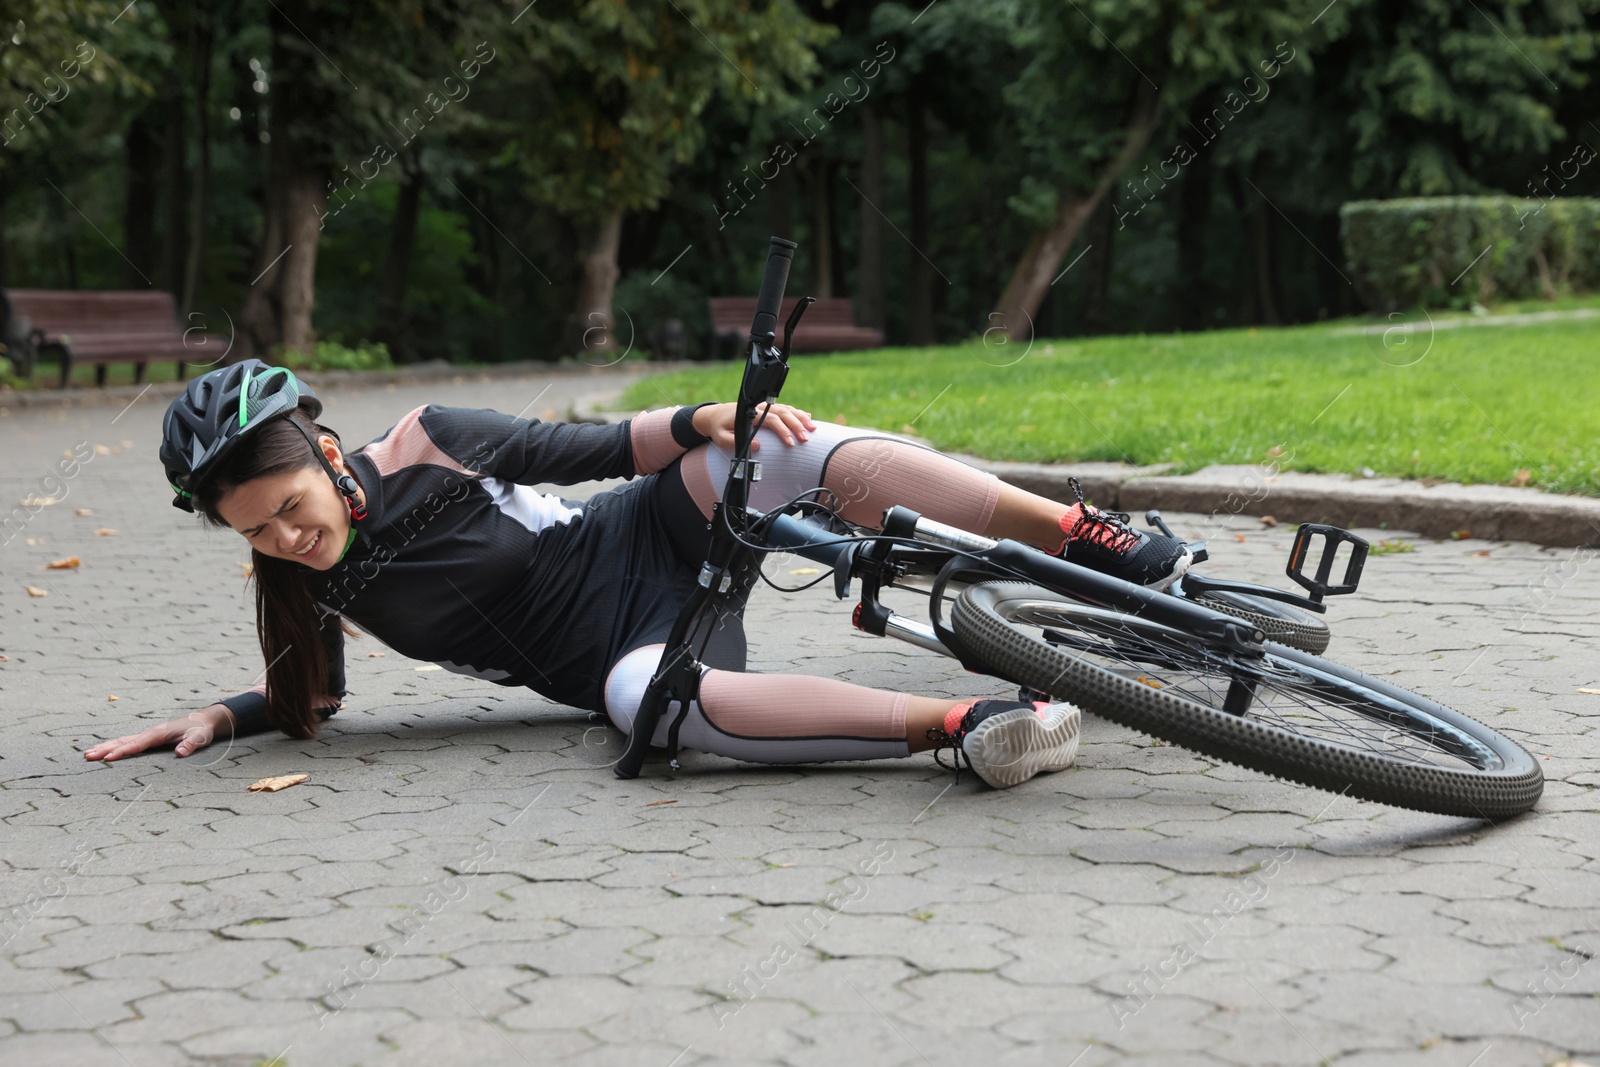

{"left": 629, "top": 408, "right": 685, "bottom": 475}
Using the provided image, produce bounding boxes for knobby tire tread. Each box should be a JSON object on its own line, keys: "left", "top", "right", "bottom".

{"left": 951, "top": 582, "right": 1542, "bottom": 820}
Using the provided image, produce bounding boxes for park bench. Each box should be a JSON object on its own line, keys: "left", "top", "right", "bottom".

{"left": 707, "top": 296, "right": 884, "bottom": 359}
{"left": 1, "top": 289, "right": 209, "bottom": 388}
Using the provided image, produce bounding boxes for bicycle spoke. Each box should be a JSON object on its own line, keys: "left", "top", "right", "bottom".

{"left": 1015, "top": 601, "right": 1490, "bottom": 772}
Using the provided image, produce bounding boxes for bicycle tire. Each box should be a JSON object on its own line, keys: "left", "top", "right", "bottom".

{"left": 950, "top": 581, "right": 1542, "bottom": 820}
{"left": 1182, "top": 586, "right": 1331, "bottom": 655}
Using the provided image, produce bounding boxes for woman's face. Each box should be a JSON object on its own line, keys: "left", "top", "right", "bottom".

{"left": 215, "top": 444, "right": 357, "bottom": 571}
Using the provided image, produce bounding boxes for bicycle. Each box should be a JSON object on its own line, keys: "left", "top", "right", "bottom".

{"left": 614, "top": 237, "right": 1543, "bottom": 822}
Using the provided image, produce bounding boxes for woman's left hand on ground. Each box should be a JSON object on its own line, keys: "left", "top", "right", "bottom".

{"left": 692, "top": 402, "right": 816, "bottom": 451}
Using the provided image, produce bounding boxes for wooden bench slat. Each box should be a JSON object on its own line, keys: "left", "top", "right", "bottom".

{"left": 3, "top": 287, "right": 195, "bottom": 388}
{"left": 706, "top": 296, "right": 884, "bottom": 357}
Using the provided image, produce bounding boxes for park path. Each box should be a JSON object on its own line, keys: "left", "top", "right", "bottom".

{"left": 1, "top": 369, "right": 1597, "bottom": 1066}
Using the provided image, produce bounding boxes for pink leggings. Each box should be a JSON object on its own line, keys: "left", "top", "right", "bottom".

{"left": 604, "top": 421, "right": 1002, "bottom": 764}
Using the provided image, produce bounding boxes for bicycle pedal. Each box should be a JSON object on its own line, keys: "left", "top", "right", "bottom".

{"left": 1286, "top": 524, "right": 1368, "bottom": 602}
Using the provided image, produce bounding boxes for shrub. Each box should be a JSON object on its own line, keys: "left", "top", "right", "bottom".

{"left": 274, "top": 340, "right": 395, "bottom": 373}
{"left": 1340, "top": 196, "right": 1600, "bottom": 311}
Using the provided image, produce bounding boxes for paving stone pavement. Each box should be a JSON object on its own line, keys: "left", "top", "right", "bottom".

{"left": 2, "top": 371, "right": 1597, "bottom": 1067}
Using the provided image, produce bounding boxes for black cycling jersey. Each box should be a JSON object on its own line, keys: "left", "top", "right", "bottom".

{"left": 217, "top": 403, "right": 713, "bottom": 736}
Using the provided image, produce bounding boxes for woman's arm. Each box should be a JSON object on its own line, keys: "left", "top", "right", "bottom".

{"left": 83, "top": 703, "right": 236, "bottom": 762}
{"left": 86, "top": 614, "right": 349, "bottom": 761}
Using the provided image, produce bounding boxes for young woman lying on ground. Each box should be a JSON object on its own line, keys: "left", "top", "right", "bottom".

{"left": 84, "top": 360, "right": 1192, "bottom": 787}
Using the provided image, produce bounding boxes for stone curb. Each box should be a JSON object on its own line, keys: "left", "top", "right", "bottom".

{"left": 967, "top": 458, "right": 1600, "bottom": 549}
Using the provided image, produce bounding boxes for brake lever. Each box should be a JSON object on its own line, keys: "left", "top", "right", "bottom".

{"left": 782, "top": 297, "right": 815, "bottom": 358}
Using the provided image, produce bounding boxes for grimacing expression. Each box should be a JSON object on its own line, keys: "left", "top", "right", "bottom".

{"left": 216, "top": 447, "right": 355, "bottom": 570}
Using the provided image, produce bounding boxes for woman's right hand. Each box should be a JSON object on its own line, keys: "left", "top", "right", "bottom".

{"left": 84, "top": 705, "right": 233, "bottom": 762}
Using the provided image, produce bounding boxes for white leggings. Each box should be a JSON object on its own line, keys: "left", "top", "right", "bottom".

{"left": 603, "top": 420, "right": 1003, "bottom": 765}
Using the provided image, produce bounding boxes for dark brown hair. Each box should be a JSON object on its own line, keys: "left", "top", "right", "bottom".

{"left": 192, "top": 407, "right": 344, "bottom": 739}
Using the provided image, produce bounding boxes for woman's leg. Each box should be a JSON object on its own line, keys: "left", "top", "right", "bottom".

{"left": 604, "top": 644, "right": 1080, "bottom": 787}
{"left": 678, "top": 419, "right": 1190, "bottom": 584}
{"left": 606, "top": 644, "right": 994, "bottom": 760}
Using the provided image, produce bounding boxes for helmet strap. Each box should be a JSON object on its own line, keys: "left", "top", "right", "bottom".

{"left": 283, "top": 417, "right": 368, "bottom": 525}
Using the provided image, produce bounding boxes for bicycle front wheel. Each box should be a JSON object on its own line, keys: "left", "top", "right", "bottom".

{"left": 950, "top": 581, "right": 1542, "bottom": 820}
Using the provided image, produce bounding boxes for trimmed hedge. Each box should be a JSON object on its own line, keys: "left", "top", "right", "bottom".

{"left": 1340, "top": 196, "right": 1600, "bottom": 312}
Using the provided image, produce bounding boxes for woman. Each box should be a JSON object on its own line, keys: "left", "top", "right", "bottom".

{"left": 84, "top": 360, "right": 1191, "bottom": 787}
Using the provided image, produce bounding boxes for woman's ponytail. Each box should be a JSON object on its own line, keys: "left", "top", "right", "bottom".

{"left": 250, "top": 548, "right": 328, "bottom": 738}
{"left": 192, "top": 408, "right": 341, "bottom": 738}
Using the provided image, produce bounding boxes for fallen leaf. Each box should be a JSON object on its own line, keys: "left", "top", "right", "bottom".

{"left": 236, "top": 562, "right": 253, "bottom": 578}
{"left": 19, "top": 496, "right": 58, "bottom": 507}
{"left": 46, "top": 557, "right": 81, "bottom": 569}
{"left": 1265, "top": 445, "right": 1285, "bottom": 459}
{"left": 414, "top": 664, "right": 442, "bottom": 671}
{"left": 788, "top": 567, "right": 821, "bottom": 576}
{"left": 107, "top": 695, "right": 118, "bottom": 702}
{"left": 1450, "top": 529, "right": 1471, "bottom": 540}
{"left": 1472, "top": 550, "right": 1491, "bottom": 558}
{"left": 0, "top": 654, "right": 8, "bottom": 661}
{"left": 1260, "top": 515, "right": 1278, "bottom": 528}
{"left": 93, "top": 444, "right": 111, "bottom": 456}
{"left": 26, "top": 538, "right": 43, "bottom": 545}
{"left": 1579, "top": 688, "right": 1600, "bottom": 696}
{"left": 367, "top": 651, "right": 386, "bottom": 658}
{"left": 74, "top": 508, "right": 93, "bottom": 516}
{"left": 1233, "top": 533, "right": 1247, "bottom": 543}
{"left": 643, "top": 799, "right": 677, "bottom": 807}
{"left": 1512, "top": 469, "right": 1532, "bottom": 486}
{"left": 901, "top": 424, "right": 918, "bottom": 434}
{"left": 1135, "top": 676, "right": 1164, "bottom": 689}
{"left": 834, "top": 414, "right": 848, "bottom": 426}
{"left": 248, "top": 773, "right": 309, "bottom": 793}
{"left": 25, "top": 586, "right": 48, "bottom": 597}
{"left": 95, "top": 528, "right": 119, "bottom": 537}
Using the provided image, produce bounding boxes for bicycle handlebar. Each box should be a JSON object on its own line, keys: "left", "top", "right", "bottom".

{"left": 750, "top": 237, "right": 797, "bottom": 345}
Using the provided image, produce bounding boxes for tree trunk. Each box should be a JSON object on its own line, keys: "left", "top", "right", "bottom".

{"left": 122, "top": 109, "right": 158, "bottom": 288}
{"left": 766, "top": 161, "right": 793, "bottom": 241}
{"left": 158, "top": 86, "right": 188, "bottom": 297}
{"left": 572, "top": 207, "right": 624, "bottom": 355}
{"left": 991, "top": 86, "right": 1162, "bottom": 341}
{"left": 1079, "top": 192, "right": 1116, "bottom": 335}
{"left": 278, "top": 174, "right": 324, "bottom": 351}
{"left": 808, "top": 159, "right": 834, "bottom": 298}
{"left": 238, "top": 2, "right": 332, "bottom": 360}
{"left": 0, "top": 171, "right": 9, "bottom": 287}
{"left": 1239, "top": 166, "right": 1281, "bottom": 326}
{"left": 906, "top": 92, "right": 933, "bottom": 344}
{"left": 181, "top": 6, "right": 215, "bottom": 315}
{"left": 1176, "top": 150, "right": 1213, "bottom": 330}
{"left": 374, "top": 152, "right": 423, "bottom": 362}
{"left": 856, "top": 103, "right": 885, "bottom": 331}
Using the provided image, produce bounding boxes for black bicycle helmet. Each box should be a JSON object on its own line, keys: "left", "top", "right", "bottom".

{"left": 160, "top": 360, "right": 365, "bottom": 521}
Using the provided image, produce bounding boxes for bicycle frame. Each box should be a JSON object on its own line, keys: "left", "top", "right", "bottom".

{"left": 615, "top": 236, "right": 1271, "bottom": 779}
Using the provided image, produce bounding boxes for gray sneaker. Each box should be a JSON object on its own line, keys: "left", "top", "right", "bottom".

{"left": 927, "top": 699, "right": 1082, "bottom": 789}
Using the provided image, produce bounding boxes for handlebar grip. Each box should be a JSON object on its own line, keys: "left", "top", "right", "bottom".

{"left": 750, "top": 236, "right": 797, "bottom": 344}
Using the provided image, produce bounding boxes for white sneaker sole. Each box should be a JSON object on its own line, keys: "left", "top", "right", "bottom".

{"left": 963, "top": 703, "right": 1082, "bottom": 789}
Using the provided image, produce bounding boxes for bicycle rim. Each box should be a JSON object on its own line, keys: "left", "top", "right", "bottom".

{"left": 951, "top": 582, "right": 1542, "bottom": 819}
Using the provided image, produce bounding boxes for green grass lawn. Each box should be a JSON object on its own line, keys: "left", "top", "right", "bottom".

{"left": 624, "top": 310, "right": 1600, "bottom": 496}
